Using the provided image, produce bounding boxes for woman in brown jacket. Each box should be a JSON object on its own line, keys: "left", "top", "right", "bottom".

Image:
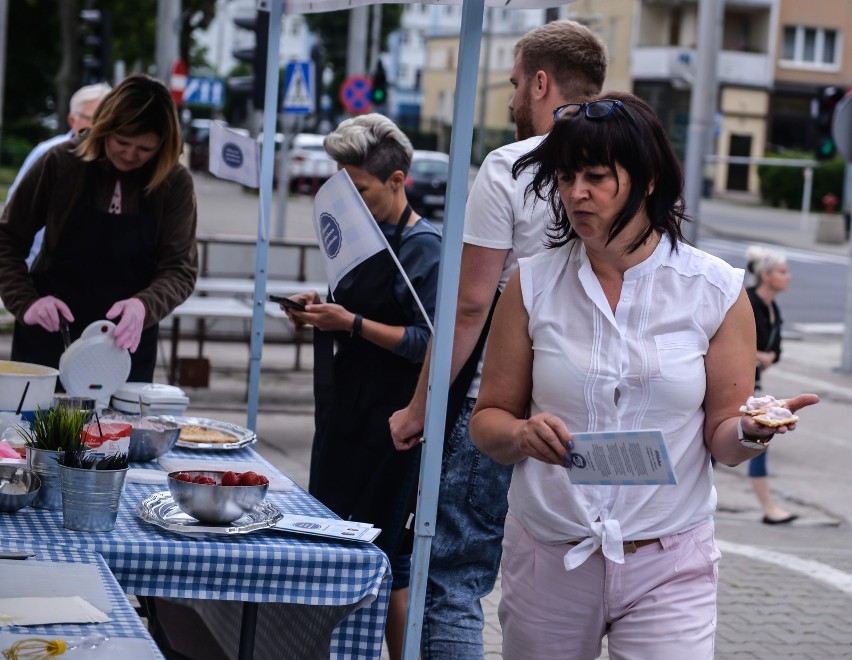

{"left": 0, "top": 74, "right": 197, "bottom": 382}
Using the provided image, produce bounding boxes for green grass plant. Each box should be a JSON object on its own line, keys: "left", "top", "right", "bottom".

{"left": 16, "top": 405, "right": 89, "bottom": 451}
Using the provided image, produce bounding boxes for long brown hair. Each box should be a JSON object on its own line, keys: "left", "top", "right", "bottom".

{"left": 75, "top": 74, "right": 182, "bottom": 194}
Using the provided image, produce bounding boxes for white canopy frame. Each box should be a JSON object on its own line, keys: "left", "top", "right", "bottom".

{"left": 244, "top": 2, "right": 720, "bottom": 657}
{"left": 247, "top": 4, "right": 483, "bottom": 656}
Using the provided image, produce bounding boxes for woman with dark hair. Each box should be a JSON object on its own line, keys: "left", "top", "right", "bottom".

{"left": 0, "top": 74, "right": 197, "bottom": 382}
{"left": 469, "top": 91, "right": 818, "bottom": 658}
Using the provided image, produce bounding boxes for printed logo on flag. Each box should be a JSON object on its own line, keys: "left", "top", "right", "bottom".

{"left": 222, "top": 143, "right": 244, "bottom": 168}
{"left": 208, "top": 121, "right": 260, "bottom": 188}
{"left": 318, "top": 212, "right": 342, "bottom": 259}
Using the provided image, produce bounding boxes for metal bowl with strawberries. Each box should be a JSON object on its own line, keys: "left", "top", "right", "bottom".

{"left": 167, "top": 470, "right": 269, "bottom": 524}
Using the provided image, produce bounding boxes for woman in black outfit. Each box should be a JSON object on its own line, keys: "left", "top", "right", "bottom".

{"left": 280, "top": 114, "right": 441, "bottom": 660}
{"left": 745, "top": 245, "right": 796, "bottom": 524}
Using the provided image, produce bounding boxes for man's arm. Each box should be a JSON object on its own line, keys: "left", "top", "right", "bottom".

{"left": 389, "top": 242, "right": 508, "bottom": 449}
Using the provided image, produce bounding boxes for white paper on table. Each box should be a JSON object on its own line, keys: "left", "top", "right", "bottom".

{"left": 0, "top": 559, "right": 112, "bottom": 615}
{"left": 564, "top": 430, "right": 677, "bottom": 486}
{"left": 0, "top": 596, "right": 110, "bottom": 626}
{"left": 273, "top": 514, "right": 381, "bottom": 542}
{"left": 155, "top": 458, "right": 294, "bottom": 492}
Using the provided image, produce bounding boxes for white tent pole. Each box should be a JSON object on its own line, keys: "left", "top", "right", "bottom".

{"left": 402, "top": 0, "right": 485, "bottom": 656}
{"left": 247, "top": 0, "right": 283, "bottom": 432}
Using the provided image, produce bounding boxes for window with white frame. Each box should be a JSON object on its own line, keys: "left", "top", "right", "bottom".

{"left": 781, "top": 25, "right": 841, "bottom": 69}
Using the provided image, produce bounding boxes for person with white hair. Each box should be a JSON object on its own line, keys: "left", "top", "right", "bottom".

{"left": 745, "top": 245, "right": 797, "bottom": 524}
{"left": 7, "top": 82, "right": 112, "bottom": 267}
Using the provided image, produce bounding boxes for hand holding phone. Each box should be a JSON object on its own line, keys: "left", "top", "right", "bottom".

{"left": 268, "top": 294, "right": 307, "bottom": 312}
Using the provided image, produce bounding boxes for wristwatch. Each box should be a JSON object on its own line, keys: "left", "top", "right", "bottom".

{"left": 737, "top": 417, "right": 773, "bottom": 450}
{"left": 350, "top": 314, "right": 363, "bottom": 338}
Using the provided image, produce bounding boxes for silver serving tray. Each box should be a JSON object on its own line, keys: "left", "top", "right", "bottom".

{"left": 137, "top": 491, "right": 282, "bottom": 536}
{"left": 158, "top": 415, "right": 258, "bottom": 451}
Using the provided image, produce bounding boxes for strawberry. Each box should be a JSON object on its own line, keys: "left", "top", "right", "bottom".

{"left": 192, "top": 475, "right": 216, "bottom": 485}
{"left": 221, "top": 471, "right": 241, "bottom": 487}
{"left": 173, "top": 472, "right": 192, "bottom": 482}
{"left": 238, "top": 471, "right": 261, "bottom": 486}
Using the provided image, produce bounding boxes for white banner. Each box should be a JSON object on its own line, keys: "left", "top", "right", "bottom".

{"left": 313, "top": 170, "right": 435, "bottom": 332}
{"left": 284, "top": 0, "right": 560, "bottom": 13}
{"left": 312, "top": 169, "right": 391, "bottom": 292}
{"left": 208, "top": 121, "right": 260, "bottom": 188}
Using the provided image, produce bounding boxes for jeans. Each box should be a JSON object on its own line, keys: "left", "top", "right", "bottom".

{"left": 748, "top": 447, "right": 769, "bottom": 477}
{"left": 421, "top": 398, "right": 514, "bottom": 659}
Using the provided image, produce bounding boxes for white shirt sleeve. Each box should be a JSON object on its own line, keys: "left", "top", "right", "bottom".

{"left": 463, "top": 136, "right": 544, "bottom": 251}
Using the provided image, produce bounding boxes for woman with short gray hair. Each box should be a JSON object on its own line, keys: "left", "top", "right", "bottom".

{"left": 281, "top": 113, "right": 441, "bottom": 660}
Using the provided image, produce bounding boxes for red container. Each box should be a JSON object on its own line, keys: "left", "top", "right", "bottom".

{"left": 82, "top": 422, "right": 132, "bottom": 449}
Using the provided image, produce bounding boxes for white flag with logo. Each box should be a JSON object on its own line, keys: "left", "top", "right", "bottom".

{"left": 208, "top": 121, "right": 260, "bottom": 188}
{"left": 313, "top": 169, "right": 391, "bottom": 292}
{"left": 313, "top": 169, "right": 434, "bottom": 332}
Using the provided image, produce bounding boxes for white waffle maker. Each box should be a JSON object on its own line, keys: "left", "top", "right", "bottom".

{"left": 58, "top": 320, "right": 131, "bottom": 408}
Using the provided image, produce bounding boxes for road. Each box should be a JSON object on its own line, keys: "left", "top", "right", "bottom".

{"left": 195, "top": 173, "right": 850, "bottom": 326}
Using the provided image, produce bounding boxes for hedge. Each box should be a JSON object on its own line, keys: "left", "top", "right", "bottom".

{"left": 757, "top": 153, "right": 845, "bottom": 213}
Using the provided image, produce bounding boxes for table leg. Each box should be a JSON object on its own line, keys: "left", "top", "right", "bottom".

{"left": 169, "top": 317, "right": 181, "bottom": 385}
{"left": 238, "top": 602, "right": 258, "bottom": 660}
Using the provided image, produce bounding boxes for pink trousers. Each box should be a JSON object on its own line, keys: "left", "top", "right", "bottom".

{"left": 499, "top": 514, "right": 720, "bottom": 660}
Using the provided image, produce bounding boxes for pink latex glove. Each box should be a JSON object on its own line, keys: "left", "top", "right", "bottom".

{"left": 22, "top": 296, "right": 74, "bottom": 332}
{"left": 106, "top": 297, "right": 146, "bottom": 353}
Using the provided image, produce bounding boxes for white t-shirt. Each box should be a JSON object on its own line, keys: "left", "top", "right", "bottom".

{"left": 511, "top": 235, "right": 744, "bottom": 570}
{"left": 463, "top": 134, "right": 548, "bottom": 397}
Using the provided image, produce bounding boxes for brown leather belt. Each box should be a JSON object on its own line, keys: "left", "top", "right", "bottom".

{"left": 569, "top": 538, "right": 661, "bottom": 554}
{"left": 621, "top": 538, "right": 660, "bottom": 554}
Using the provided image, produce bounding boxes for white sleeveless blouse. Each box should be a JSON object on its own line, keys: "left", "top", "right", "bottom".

{"left": 511, "top": 235, "right": 743, "bottom": 569}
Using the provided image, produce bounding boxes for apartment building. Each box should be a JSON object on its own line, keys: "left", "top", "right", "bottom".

{"left": 771, "top": 0, "right": 852, "bottom": 152}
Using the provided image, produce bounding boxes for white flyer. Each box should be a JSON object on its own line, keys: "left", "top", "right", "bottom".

{"left": 564, "top": 430, "right": 677, "bottom": 485}
{"left": 273, "top": 514, "right": 381, "bottom": 543}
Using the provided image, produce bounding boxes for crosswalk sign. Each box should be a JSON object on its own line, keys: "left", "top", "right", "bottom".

{"left": 283, "top": 61, "right": 314, "bottom": 115}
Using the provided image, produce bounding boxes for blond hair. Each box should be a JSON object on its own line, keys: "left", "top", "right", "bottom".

{"left": 746, "top": 246, "right": 787, "bottom": 286}
{"left": 75, "top": 75, "right": 182, "bottom": 194}
{"left": 324, "top": 114, "right": 413, "bottom": 181}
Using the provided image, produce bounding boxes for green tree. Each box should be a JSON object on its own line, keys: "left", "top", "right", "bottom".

{"left": 4, "top": 0, "right": 60, "bottom": 155}
{"left": 4, "top": 0, "right": 217, "bottom": 166}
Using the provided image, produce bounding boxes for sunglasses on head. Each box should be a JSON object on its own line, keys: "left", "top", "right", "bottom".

{"left": 553, "top": 99, "right": 639, "bottom": 130}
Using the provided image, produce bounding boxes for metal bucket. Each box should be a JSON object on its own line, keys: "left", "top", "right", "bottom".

{"left": 59, "top": 465, "right": 128, "bottom": 532}
{"left": 26, "top": 447, "right": 64, "bottom": 510}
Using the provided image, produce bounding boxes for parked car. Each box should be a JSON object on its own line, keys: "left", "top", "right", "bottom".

{"left": 405, "top": 150, "right": 450, "bottom": 221}
{"left": 185, "top": 119, "right": 251, "bottom": 172}
{"left": 186, "top": 119, "right": 213, "bottom": 171}
{"left": 285, "top": 133, "right": 337, "bottom": 194}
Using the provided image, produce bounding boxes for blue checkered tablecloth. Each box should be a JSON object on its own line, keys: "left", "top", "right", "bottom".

{"left": 0, "top": 446, "right": 391, "bottom": 659}
{"left": 0, "top": 545, "right": 164, "bottom": 658}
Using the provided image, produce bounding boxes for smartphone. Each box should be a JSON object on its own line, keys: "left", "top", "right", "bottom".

{"left": 268, "top": 294, "right": 306, "bottom": 312}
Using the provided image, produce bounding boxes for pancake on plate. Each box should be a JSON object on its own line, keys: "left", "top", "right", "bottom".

{"left": 178, "top": 425, "right": 238, "bottom": 444}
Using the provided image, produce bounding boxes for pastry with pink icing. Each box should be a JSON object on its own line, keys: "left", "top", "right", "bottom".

{"left": 739, "top": 394, "right": 787, "bottom": 416}
{"left": 752, "top": 406, "right": 799, "bottom": 428}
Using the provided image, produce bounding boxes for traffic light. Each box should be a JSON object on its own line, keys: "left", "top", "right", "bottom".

{"left": 231, "top": 9, "right": 270, "bottom": 109}
{"left": 79, "top": 8, "right": 112, "bottom": 84}
{"left": 815, "top": 87, "right": 845, "bottom": 160}
{"left": 371, "top": 61, "right": 387, "bottom": 106}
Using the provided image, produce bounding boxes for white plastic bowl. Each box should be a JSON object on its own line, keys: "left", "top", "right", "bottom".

{"left": 0, "top": 361, "right": 59, "bottom": 417}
